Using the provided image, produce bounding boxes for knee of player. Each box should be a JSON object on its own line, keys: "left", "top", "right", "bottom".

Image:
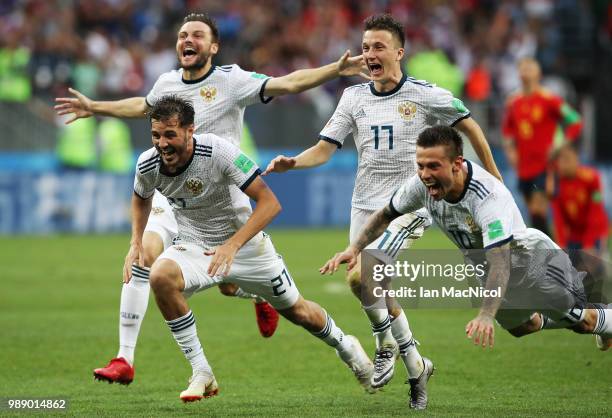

{"left": 149, "top": 261, "right": 180, "bottom": 293}
{"left": 571, "top": 311, "right": 597, "bottom": 334}
{"left": 218, "top": 283, "right": 238, "bottom": 296}
{"left": 142, "top": 251, "right": 159, "bottom": 268}
{"left": 142, "top": 232, "right": 164, "bottom": 267}
{"left": 345, "top": 267, "right": 362, "bottom": 291}
{"left": 508, "top": 316, "right": 541, "bottom": 337}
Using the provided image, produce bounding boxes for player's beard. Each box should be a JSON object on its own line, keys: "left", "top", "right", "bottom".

{"left": 179, "top": 50, "right": 210, "bottom": 71}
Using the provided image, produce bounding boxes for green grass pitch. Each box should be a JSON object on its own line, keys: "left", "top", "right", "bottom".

{"left": 1, "top": 229, "right": 611, "bottom": 417}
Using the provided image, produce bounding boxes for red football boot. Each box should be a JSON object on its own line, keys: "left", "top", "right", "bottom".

{"left": 93, "top": 357, "right": 134, "bottom": 385}
{"left": 254, "top": 300, "right": 279, "bottom": 338}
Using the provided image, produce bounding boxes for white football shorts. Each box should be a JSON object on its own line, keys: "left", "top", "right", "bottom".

{"left": 157, "top": 232, "right": 300, "bottom": 310}
{"left": 145, "top": 191, "right": 178, "bottom": 250}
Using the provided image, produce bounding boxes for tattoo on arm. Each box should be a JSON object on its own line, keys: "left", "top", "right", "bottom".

{"left": 352, "top": 205, "right": 398, "bottom": 251}
{"left": 481, "top": 244, "right": 511, "bottom": 317}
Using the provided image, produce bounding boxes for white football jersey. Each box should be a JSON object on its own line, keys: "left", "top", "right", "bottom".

{"left": 320, "top": 75, "right": 471, "bottom": 210}
{"left": 146, "top": 64, "right": 271, "bottom": 146}
{"left": 134, "top": 133, "right": 261, "bottom": 248}
{"left": 390, "top": 160, "right": 557, "bottom": 251}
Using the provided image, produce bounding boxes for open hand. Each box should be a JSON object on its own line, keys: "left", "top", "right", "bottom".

{"left": 123, "top": 242, "right": 144, "bottom": 284}
{"left": 466, "top": 313, "right": 495, "bottom": 348}
{"left": 54, "top": 88, "right": 94, "bottom": 124}
{"left": 205, "top": 242, "right": 240, "bottom": 277}
{"left": 337, "top": 50, "right": 370, "bottom": 81}
{"left": 263, "top": 155, "right": 297, "bottom": 175}
{"left": 319, "top": 247, "right": 359, "bottom": 275}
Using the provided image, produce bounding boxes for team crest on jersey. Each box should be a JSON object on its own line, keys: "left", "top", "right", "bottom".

{"left": 200, "top": 86, "right": 217, "bottom": 102}
{"left": 151, "top": 206, "right": 165, "bottom": 215}
{"left": 186, "top": 178, "right": 204, "bottom": 195}
{"left": 466, "top": 215, "right": 479, "bottom": 233}
{"left": 398, "top": 101, "right": 417, "bottom": 120}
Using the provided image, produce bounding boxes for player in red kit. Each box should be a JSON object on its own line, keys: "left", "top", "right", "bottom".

{"left": 502, "top": 58, "right": 582, "bottom": 236}
{"left": 549, "top": 144, "right": 608, "bottom": 251}
{"left": 547, "top": 143, "right": 610, "bottom": 313}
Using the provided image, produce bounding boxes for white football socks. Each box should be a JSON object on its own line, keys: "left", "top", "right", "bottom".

{"left": 117, "top": 265, "right": 150, "bottom": 365}
{"left": 310, "top": 311, "right": 352, "bottom": 354}
{"left": 594, "top": 306, "right": 612, "bottom": 337}
{"left": 390, "top": 310, "right": 424, "bottom": 378}
{"left": 363, "top": 306, "right": 395, "bottom": 348}
{"left": 166, "top": 311, "right": 212, "bottom": 375}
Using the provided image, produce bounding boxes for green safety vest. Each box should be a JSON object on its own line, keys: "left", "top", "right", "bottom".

{"left": 0, "top": 47, "right": 31, "bottom": 102}
{"left": 56, "top": 118, "right": 97, "bottom": 169}
{"left": 406, "top": 50, "right": 464, "bottom": 97}
{"left": 98, "top": 118, "right": 133, "bottom": 173}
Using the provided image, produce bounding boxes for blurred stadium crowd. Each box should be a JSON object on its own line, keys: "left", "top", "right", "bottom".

{"left": 2, "top": 0, "right": 612, "bottom": 155}
{"left": 1, "top": 0, "right": 609, "bottom": 103}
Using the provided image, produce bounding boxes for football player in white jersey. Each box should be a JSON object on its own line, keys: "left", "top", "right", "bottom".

{"left": 54, "top": 13, "right": 366, "bottom": 384}
{"left": 322, "top": 125, "right": 612, "bottom": 358}
{"left": 264, "top": 14, "right": 502, "bottom": 409}
{"left": 130, "top": 95, "right": 374, "bottom": 402}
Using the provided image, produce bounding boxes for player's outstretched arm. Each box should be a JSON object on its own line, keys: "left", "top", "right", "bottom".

{"left": 263, "top": 140, "right": 337, "bottom": 175}
{"left": 124, "top": 193, "right": 153, "bottom": 283}
{"left": 320, "top": 204, "right": 400, "bottom": 274}
{"left": 54, "top": 88, "right": 148, "bottom": 124}
{"left": 205, "top": 177, "right": 281, "bottom": 277}
{"left": 455, "top": 117, "right": 503, "bottom": 182}
{"left": 465, "top": 244, "right": 510, "bottom": 348}
{"left": 263, "top": 50, "right": 367, "bottom": 97}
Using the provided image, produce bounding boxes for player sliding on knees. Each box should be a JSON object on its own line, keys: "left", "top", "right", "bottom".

{"left": 126, "top": 96, "right": 374, "bottom": 402}
{"left": 55, "top": 12, "right": 367, "bottom": 385}
{"left": 264, "top": 14, "right": 501, "bottom": 410}
{"left": 322, "top": 125, "right": 612, "bottom": 357}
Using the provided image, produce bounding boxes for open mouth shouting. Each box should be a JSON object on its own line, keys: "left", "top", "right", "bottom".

{"left": 181, "top": 45, "right": 198, "bottom": 62}
{"left": 367, "top": 61, "right": 384, "bottom": 77}
{"left": 158, "top": 146, "right": 177, "bottom": 164}
{"left": 423, "top": 180, "right": 442, "bottom": 199}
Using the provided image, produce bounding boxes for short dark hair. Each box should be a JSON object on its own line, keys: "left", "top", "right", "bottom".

{"left": 183, "top": 12, "right": 220, "bottom": 43}
{"left": 417, "top": 126, "right": 463, "bottom": 160}
{"left": 149, "top": 96, "right": 195, "bottom": 128}
{"left": 364, "top": 14, "right": 405, "bottom": 47}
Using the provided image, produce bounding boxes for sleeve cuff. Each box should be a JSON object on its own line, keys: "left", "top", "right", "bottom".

{"left": 318, "top": 134, "right": 342, "bottom": 149}
{"left": 388, "top": 189, "right": 403, "bottom": 217}
{"left": 450, "top": 112, "right": 472, "bottom": 127}
{"left": 259, "top": 79, "right": 274, "bottom": 104}
{"left": 484, "top": 235, "right": 513, "bottom": 249}
{"left": 240, "top": 168, "right": 262, "bottom": 191}
{"left": 134, "top": 190, "right": 153, "bottom": 200}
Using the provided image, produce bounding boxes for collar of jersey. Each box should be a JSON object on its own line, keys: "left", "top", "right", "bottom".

{"left": 369, "top": 74, "right": 407, "bottom": 97}
{"left": 159, "top": 138, "right": 197, "bottom": 177}
{"left": 444, "top": 160, "right": 473, "bottom": 204}
{"left": 181, "top": 66, "right": 215, "bottom": 84}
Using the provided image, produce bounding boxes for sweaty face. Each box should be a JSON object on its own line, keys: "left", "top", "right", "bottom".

{"left": 151, "top": 116, "right": 193, "bottom": 172}
{"left": 362, "top": 30, "right": 403, "bottom": 81}
{"left": 416, "top": 146, "right": 460, "bottom": 201}
{"left": 176, "top": 21, "right": 218, "bottom": 71}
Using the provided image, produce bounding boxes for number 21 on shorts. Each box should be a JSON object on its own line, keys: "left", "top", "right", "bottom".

{"left": 271, "top": 269, "right": 293, "bottom": 296}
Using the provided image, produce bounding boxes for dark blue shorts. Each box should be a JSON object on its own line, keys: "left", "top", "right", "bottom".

{"left": 518, "top": 172, "right": 547, "bottom": 197}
